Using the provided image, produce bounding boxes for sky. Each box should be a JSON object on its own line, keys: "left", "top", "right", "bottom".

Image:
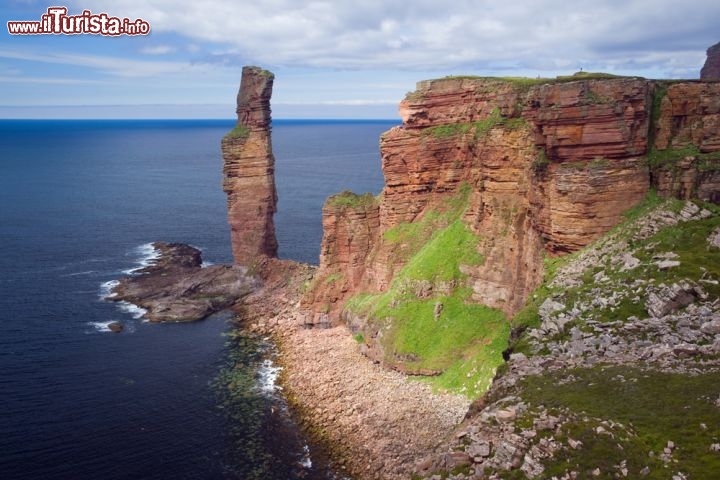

{"left": 1, "top": 0, "right": 718, "bottom": 119}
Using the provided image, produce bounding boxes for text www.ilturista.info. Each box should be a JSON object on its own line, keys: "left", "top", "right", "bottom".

{"left": 7, "top": 7, "right": 150, "bottom": 35}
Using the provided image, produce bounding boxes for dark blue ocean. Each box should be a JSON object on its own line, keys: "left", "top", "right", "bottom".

{"left": 0, "top": 119, "right": 392, "bottom": 479}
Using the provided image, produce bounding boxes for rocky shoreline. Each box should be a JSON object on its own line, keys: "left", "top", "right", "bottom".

{"left": 239, "top": 258, "right": 472, "bottom": 479}
{"left": 108, "top": 249, "right": 473, "bottom": 479}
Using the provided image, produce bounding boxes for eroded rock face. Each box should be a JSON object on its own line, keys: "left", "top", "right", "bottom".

{"left": 221, "top": 66, "right": 278, "bottom": 265}
{"left": 654, "top": 82, "right": 720, "bottom": 153}
{"left": 523, "top": 78, "right": 651, "bottom": 161}
{"left": 304, "top": 76, "right": 654, "bottom": 326}
{"left": 701, "top": 42, "right": 720, "bottom": 80}
{"left": 652, "top": 82, "right": 720, "bottom": 202}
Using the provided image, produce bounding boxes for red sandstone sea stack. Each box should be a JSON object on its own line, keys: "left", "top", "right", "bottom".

{"left": 221, "top": 66, "right": 278, "bottom": 265}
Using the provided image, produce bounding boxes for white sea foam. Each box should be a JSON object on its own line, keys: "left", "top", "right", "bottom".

{"left": 201, "top": 261, "right": 214, "bottom": 267}
{"left": 87, "top": 321, "right": 114, "bottom": 333}
{"left": 117, "top": 301, "right": 147, "bottom": 320}
{"left": 122, "top": 243, "right": 160, "bottom": 275}
{"left": 85, "top": 320, "right": 135, "bottom": 334}
{"left": 99, "top": 280, "right": 120, "bottom": 299}
{"left": 256, "top": 358, "right": 283, "bottom": 396}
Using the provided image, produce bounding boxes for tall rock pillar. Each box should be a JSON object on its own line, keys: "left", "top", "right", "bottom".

{"left": 221, "top": 66, "right": 278, "bottom": 265}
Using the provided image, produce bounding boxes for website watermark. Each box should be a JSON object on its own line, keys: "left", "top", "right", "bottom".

{"left": 7, "top": 6, "right": 150, "bottom": 36}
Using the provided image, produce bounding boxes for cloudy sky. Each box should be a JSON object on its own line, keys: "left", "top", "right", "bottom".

{"left": 1, "top": 0, "right": 718, "bottom": 119}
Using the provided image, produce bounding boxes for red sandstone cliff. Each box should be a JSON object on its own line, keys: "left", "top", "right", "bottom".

{"left": 301, "top": 74, "right": 720, "bottom": 373}
{"left": 303, "top": 76, "right": 654, "bottom": 322}
{"left": 221, "top": 66, "right": 278, "bottom": 265}
{"left": 652, "top": 82, "right": 720, "bottom": 202}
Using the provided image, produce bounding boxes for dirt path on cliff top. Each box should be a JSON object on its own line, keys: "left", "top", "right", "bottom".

{"left": 274, "top": 324, "right": 470, "bottom": 479}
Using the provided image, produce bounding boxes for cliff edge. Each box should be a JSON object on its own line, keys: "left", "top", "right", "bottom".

{"left": 222, "top": 66, "right": 278, "bottom": 265}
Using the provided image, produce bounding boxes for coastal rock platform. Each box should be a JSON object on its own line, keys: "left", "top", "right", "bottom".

{"left": 110, "top": 242, "right": 257, "bottom": 322}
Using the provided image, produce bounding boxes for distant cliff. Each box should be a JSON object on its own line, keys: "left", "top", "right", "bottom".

{"left": 221, "top": 66, "right": 278, "bottom": 265}
{"left": 301, "top": 72, "right": 720, "bottom": 388}
{"left": 701, "top": 41, "right": 720, "bottom": 80}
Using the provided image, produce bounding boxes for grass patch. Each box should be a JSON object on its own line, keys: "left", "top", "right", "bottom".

{"left": 584, "top": 90, "right": 613, "bottom": 104}
{"left": 521, "top": 366, "right": 720, "bottom": 479}
{"left": 400, "top": 219, "right": 484, "bottom": 281}
{"left": 647, "top": 144, "right": 701, "bottom": 169}
{"left": 326, "top": 191, "right": 376, "bottom": 210}
{"left": 622, "top": 189, "right": 665, "bottom": 222}
{"left": 635, "top": 207, "right": 720, "bottom": 298}
{"left": 225, "top": 124, "right": 250, "bottom": 139}
{"left": 420, "top": 108, "right": 528, "bottom": 142}
{"left": 531, "top": 149, "right": 551, "bottom": 175}
{"left": 648, "top": 143, "right": 720, "bottom": 172}
{"left": 509, "top": 190, "right": 698, "bottom": 347}
{"left": 473, "top": 108, "right": 504, "bottom": 138}
{"left": 383, "top": 183, "right": 472, "bottom": 264}
{"left": 348, "top": 210, "right": 508, "bottom": 398}
{"left": 651, "top": 83, "right": 668, "bottom": 126}
{"left": 323, "top": 273, "right": 343, "bottom": 284}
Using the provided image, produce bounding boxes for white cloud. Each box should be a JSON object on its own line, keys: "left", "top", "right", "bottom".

{"left": 66, "top": 0, "right": 720, "bottom": 76}
{"left": 0, "top": 75, "right": 105, "bottom": 85}
{"left": 0, "top": 48, "right": 197, "bottom": 77}
{"left": 140, "top": 45, "right": 176, "bottom": 55}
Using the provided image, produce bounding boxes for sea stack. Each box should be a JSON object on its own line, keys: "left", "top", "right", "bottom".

{"left": 701, "top": 42, "right": 720, "bottom": 80}
{"left": 221, "top": 66, "right": 278, "bottom": 265}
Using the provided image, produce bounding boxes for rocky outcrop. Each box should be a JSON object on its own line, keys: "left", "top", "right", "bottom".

{"left": 300, "top": 193, "right": 381, "bottom": 327}
{"left": 110, "top": 242, "right": 256, "bottom": 322}
{"left": 221, "top": 66, "right": 278, "bottom": 265}
{"left": 653, "top": 82, "right": 720, "bottom": 153}
{"left": 651, "top": 82, "right": 720, "bottom": 202}
{"left": 701, "top": 42, "right": 720, "bottom": 80}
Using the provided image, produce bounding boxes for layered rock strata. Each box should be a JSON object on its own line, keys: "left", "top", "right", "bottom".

{"left": 221, "top": 66, "right": 278, "bottom": 265}
{"left": 652, "top": 82, "right": 720, "bottom": 202}
{"left": 302, "top": 74, "right": 720, "bottom": 379}
{"left": 304, "top": 76, "right": 657, "bottom": 325}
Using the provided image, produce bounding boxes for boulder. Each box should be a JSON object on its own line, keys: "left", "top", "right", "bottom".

{"left": 108, "top": 322, "right": 123, "bottom": 333}
{"left": 646, "top": 282, "right": 697, "bottom": 318}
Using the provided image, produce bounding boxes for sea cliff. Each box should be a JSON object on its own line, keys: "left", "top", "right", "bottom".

{"left": 301, "top": 73, "right": 720, "bottom": 392}
{"left": 222, "top": 63, "right": 720, "bottom": 479}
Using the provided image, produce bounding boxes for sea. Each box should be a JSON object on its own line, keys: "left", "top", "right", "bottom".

{"left": 0, "top": 119, "right": 393, "bottom": 479}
